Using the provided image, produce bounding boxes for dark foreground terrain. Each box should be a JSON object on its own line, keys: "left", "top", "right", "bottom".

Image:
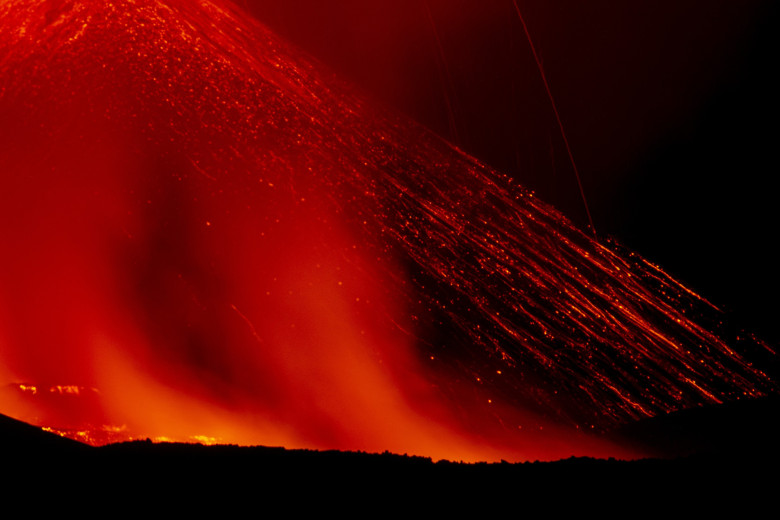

{"left": 2, "top": 399, "right": 778, "bottom": 511}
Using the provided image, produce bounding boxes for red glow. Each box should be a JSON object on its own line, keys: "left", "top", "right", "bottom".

{"left": 0, "top": 0, "right": 774, "bottom": 462}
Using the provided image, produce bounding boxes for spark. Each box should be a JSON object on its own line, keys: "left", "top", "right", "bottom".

{"left": 511, "top": 0, "right": 596, "bottom": 235}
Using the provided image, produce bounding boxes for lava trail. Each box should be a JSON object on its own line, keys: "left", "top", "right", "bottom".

{"left": 0, "top": 0, "right": 775, "bottom": 461}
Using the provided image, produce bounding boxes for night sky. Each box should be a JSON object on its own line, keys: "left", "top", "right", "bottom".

{"left": 0, "top": 0, "right": 776, "bottom": 459}
{"left": 240, "top": 0, "right": 779, "bottom": 345}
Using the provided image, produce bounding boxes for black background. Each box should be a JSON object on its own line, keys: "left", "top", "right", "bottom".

{"left": 236, "top": 0, "right": 778, "bottom": 344}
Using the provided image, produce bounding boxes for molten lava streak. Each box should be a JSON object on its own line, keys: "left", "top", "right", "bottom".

{"left": 0, "top": 0, "right": 775, "bottom": 461}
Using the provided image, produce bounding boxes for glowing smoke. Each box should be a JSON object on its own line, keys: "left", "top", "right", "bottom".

{"left": 0, "top": 0, "right": 775, "bottom": 461}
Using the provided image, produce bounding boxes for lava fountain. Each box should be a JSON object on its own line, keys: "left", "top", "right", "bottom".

{"left": 0, "top": 0, "right": 775, "bottom": 461}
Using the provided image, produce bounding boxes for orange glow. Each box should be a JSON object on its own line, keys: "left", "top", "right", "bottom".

{"left": 18, "top": 385, "right": 37, "bottom": 395}
{"left": 0, "top": 0, "right": 774, "bottom": 463}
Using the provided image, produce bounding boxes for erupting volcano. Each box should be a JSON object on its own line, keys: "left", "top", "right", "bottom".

{"left": 0, "top": 0, "right": 775, "bottom": 462}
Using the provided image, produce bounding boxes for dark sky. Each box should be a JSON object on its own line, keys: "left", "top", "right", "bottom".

{"left": 238, "top": 0, "right": 778, "bottom": 344}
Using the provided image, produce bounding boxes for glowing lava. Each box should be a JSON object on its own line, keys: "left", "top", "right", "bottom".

{"left": 0, "top": 0, "right": 775, "bottom": 461}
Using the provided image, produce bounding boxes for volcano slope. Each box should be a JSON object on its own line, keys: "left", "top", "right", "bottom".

{"left": 0, "top": 0, "right": 775, "bottom": 461}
